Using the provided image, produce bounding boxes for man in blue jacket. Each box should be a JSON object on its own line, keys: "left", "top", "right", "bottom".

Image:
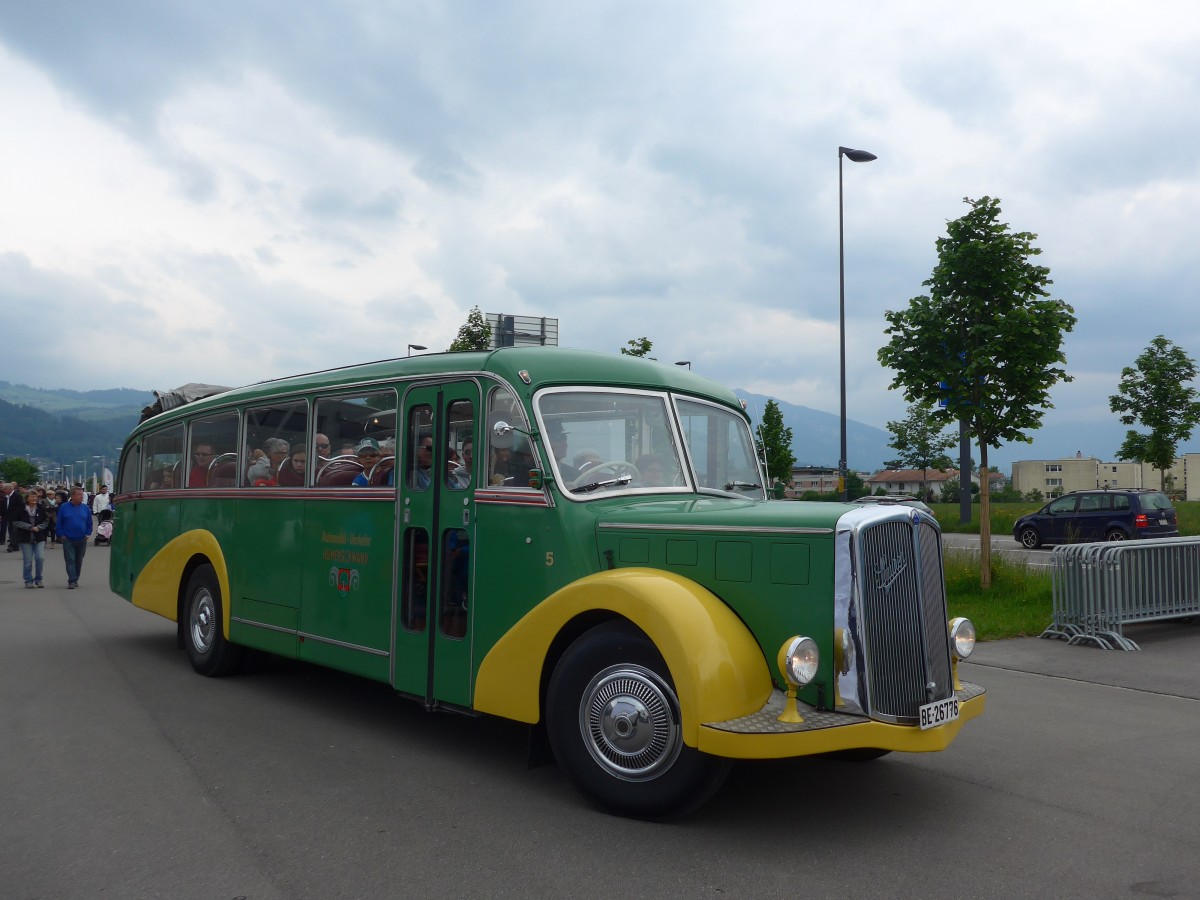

{"left": 56, "top": 486, "right": 93, "bottom": 589}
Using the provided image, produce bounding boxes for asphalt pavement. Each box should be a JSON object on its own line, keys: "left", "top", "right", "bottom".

{"left": 3, "top": 539, "right": 1199, "bottom": 899}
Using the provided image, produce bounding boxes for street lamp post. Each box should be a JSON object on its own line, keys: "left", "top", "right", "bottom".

{"left": 674, "top": 361, "right": 691, "bottom": 370}
{"left": 407, "top": 344, "right": 427, "bottom": 357}
{"left": 838, "top": 145, "right": 877, "bottom": 501}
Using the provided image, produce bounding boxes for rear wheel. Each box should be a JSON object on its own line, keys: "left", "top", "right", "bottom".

{"left": 546, "top": 622, "right": 730, "bottom": 819}
{"left": 1019, "top": 527, "right": 1042, "bottom": 549}
{"left": 184, "top": 564, "right": 243, "bottom": 676}
{"left": 1106, "top": 528, "right": 1127, "bottom": 542}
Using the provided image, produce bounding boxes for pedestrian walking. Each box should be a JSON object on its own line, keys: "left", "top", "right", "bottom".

{"left": 12, "top": 488, "right": 49, "bottom": 588}
{"left": 43, "top": 490, "right": 58, "bottom": 545}
{"left": 91, "top": 484, "right": 112, "bottom": 545}
{"left": 57, "top": 486, "right": 92, "bottom": 589}
{"left": 3, "top": 482, "right": 21, "bottom": 552}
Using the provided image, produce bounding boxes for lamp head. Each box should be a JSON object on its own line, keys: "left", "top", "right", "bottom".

{"left": 839, "top": 146, "right": 878, "bottom": 163}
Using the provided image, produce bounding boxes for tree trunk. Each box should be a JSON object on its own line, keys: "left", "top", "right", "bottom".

{"left": 979, "top": 444, "right": 992, "bottom": 589}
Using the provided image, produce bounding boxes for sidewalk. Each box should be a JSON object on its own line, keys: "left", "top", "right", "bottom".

{"left": 966, "top": 621, "right": 1200, "bottom": 701}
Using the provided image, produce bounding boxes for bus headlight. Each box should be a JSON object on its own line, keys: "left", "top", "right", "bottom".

{"left": 949, "top": 617, "right": 976, "bottom": 659}
{"left": 777, "top": 636, "right": 819, "bottom": 687}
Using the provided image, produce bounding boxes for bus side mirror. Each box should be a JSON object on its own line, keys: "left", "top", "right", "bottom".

{"left": 491, "top": 420, "right": 515, "bottom": 449}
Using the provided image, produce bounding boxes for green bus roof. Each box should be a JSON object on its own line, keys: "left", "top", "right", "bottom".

{"left": 135, "top": 347, "right": 746, "bottom": 430}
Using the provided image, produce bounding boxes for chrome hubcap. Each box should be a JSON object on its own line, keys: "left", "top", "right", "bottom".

{"left": 579, "top": 665, "right": 682, "bottom": 782}
{"left": 191, "top": 588, "right": 216, "bottom": 654}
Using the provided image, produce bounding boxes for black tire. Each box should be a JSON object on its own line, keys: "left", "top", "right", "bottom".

{"left": 822, "top": 747, "right": 892, "bottom": 762}
{"left": 1019, "top": 527, "right": 1042, "bottom": 549}
{"left": 1106, "top": 529, "right": 1127, "bottom": 542}
{"left": 546, "top": 622, "right": 730, "bottom": 819}
{"left": 184, "top": 564, "right": 243, "bottom": 677}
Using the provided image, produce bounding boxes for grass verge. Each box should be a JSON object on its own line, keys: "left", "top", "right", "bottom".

{"left": 944, "top": 553, "right": 1051, "bottom": 640}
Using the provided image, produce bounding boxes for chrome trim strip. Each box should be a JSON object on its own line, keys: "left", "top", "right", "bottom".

{"left": 598, "top": 522, "right": 833, "bottom": 535}
{"left": 299, "top": 631, "right": 390, "bottom": 657}
{"left": 231, "top": 616, "right": 295, "bottom": 635}
{"left": 231, "top": 617, "right": 390, "bottom": 657}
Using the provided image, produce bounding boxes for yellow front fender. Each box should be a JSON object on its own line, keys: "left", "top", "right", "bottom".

{"left": 131, "top": 530, "right": 231, "bottom": 637}
{"left": 473, "top": 568, "right": 772, "bottom": 747}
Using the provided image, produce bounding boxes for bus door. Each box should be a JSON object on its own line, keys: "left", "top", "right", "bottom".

{"left": 393, "top": 381, "right": 478, "bottom": 708}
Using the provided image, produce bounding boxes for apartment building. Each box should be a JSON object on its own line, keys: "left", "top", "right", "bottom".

{"left": 1011, "top": 452, "right": 1200, "bottom": 499}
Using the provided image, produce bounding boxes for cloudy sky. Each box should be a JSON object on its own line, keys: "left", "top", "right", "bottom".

{"left": 3, "top": 2, "right": 1199, "bottom": 469}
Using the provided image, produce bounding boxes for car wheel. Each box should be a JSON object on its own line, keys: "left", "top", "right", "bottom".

{"left": 546, "top": 621, "right": 730, "bottom": 819}
{"left": 1106, "top": 529, "right": 1127, "bottom": 542}
{"left": 184, "top": 563, "right": 243, "bottom": 677}
{"left": 1019, "top": 527, "right": 1042, "bottom": 549}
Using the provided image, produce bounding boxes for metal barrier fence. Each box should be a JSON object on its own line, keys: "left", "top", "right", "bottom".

{"left": 1040, "top": 536, "right": 1200, "bottom": 650}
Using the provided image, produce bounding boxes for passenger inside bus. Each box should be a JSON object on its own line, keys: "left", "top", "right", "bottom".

{"left": 351, "top": 438, "right": 382, "bottom": 486}
{"left": 248, "top": 438, "right": 289, "bottom": 486}
{"left": 547, "top": 422, "right": 581, "bottom": 482}
{"left": 448, "top": 440, "right": 471, "bottom": 489}
{"left": 573, "top": 449, "right": 601, "bottom": 474}
{"left": 636, "top": 454, "right": 667, "bottom": 487}
{"left": 409, "top": 434, "right": 434, "bottom": 490}
{"left": 277, "top": 444, "right": 306, "bottom": 487}
{"left": 188, "top": 444, "right": 215, "bottom": 487}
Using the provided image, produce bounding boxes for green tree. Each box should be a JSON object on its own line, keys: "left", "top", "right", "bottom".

{"left": 884, "top": 401, "right": 956, "bottom": 502}
{"left": 1109, "top": 335, "right": 1200, "bottom": 490}
{"left": 756, "top": 399, "right": 796, "bottom": 486}
{"left": 447, "top": 306, "right": 492, "bottom": 352}
{"left": 878, "top": 196, "right": 1076, "bottom": 588}
{"left": 845, "top": 471, "right": 868, "bottom": 500}
{"left": 620, "top": 337, "right": 653, "bottom": 357}
{"left": 1, "top": 457, "right": 40, "bottom": 485}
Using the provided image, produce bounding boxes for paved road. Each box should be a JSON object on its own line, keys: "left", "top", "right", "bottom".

{"left": 3, "top": 548, "right": 1199, "bottom": 899}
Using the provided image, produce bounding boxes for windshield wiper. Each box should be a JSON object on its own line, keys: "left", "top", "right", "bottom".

{"left": 724, "top": 481, "right": 761, "bottom": 491}
{"left": 573, "top": 474, "right": 633, "bottom": 494}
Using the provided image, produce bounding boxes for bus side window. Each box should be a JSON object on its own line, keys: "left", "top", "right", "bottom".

{"left": 144, "top": 424, "right": 185, "bottom": 491}
{"left": 188, "top": 412, "right": 239, "bottom": 488}
{"left": 440, "top": 528, "right": 469, "bottom": 639}
{"left": 244, "top": 401, "right": 309, "bottom": 487}
{"left": 445, "top": 399, "right": 473, "bottom": 490}
{"left": 400, "top": 527, "right": 428, "bottom": 632}
{"left": 406, "top": 405, "right": 434, "bottom": 491}
{"left": 487, "top": 386, "right": 531, "bottom": 488}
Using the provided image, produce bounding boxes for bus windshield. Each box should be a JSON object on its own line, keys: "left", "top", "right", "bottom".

{"left": 535, "top": 389, "right": 764, "bottom": 500}
{"left": 674, "top": 396, "right": 765, "bottom": 499}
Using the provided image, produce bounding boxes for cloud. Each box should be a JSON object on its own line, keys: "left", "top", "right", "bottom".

{"left": 3, "top": 1, "right": 1200, "bottom": 471}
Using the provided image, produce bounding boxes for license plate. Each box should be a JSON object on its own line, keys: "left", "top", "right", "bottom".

{"left": 918, "top": 697, "right": 959, "bottom": 730}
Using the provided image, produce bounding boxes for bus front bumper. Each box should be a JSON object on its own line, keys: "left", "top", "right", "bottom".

{"left": 696, "top": 682, "right": 986, "bottom": 760}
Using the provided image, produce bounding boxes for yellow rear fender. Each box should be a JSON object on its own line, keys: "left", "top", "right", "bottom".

{"left": 474, "top": 568, "right": 772, "bottom": 746}
{"left": 131, "top": 530, "right": 231, "bottom": 637}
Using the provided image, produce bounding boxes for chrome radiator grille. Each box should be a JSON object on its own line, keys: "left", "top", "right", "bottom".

{"left": 856, "top": 518, "right": 954, "bottom": 723}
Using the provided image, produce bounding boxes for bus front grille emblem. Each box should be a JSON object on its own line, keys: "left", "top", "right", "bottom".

{"left": 874, "top": 554, "right": 906, "bottom": 592}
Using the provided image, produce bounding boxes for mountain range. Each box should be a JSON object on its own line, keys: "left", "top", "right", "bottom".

{"left": 0, "top": 382, "right": 151, "bottom": 479}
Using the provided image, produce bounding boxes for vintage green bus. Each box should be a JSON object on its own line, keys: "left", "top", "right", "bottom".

{"left": 110, "top": 348, "right": 984, "bottom": 817}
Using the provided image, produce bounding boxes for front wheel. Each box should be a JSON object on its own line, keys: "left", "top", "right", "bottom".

{"left": 184, "top": 564, "right": 243, "bottom": 677}
{"left": 546, "top": 622, "right": 730, "bottom": 819}
{"left": 1019, "top": 527, "right": 1042, "bottom": 549}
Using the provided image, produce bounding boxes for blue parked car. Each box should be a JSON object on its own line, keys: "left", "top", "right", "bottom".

{"left": 1013, "top": 489, "right": 1179, "bottom": 548}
